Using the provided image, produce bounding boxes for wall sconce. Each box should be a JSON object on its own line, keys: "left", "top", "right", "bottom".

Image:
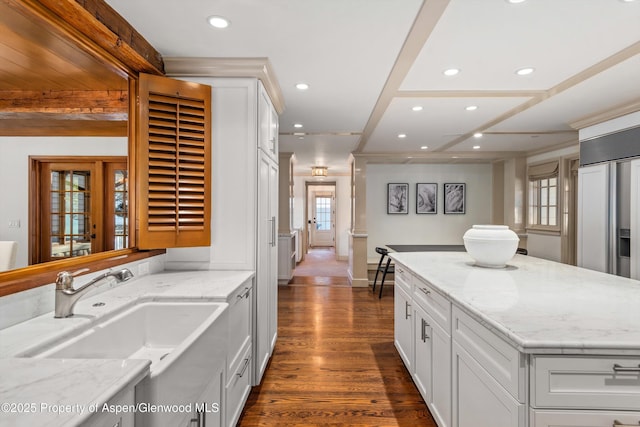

{"left": 311, "top": 166, "right": 328, "bottom": 177}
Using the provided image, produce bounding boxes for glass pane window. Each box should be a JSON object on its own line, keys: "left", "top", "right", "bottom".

{"left": 315, "top": 197, "right": 331, "bottom": 231}
{"left": 528, "top": 174, "right": 558, "bottom": 227}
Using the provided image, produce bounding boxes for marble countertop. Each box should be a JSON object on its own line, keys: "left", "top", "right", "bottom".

{"left": 0, "top": 269, "right": 254, "bottom": 426}
{"left": 390, "top": 252, "right": 640, "bottom": 354}
{"left": 0, "top": 358, "right": 150, "bottom": 426}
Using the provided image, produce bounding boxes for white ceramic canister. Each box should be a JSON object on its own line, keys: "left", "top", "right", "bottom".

{"left": 463, "top": 225, "right": 519, "bottom": 268}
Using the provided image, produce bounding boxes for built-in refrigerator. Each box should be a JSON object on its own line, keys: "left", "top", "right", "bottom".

{"left": 577, "top": 124, "right": 640, "bottom": 279}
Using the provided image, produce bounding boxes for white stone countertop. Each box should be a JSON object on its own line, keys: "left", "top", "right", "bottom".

{"left": 0, "top": 269, "right": 254, "bottom": 426}
{"left": 390, "top": 252, "right": 640, "bottom": 354}
{"left": 0, "top": 358, "right": 150, "bottom": 427}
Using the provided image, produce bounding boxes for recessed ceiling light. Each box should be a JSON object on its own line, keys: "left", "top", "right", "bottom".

{"left": 398, "top": 134, "right": 407, "bottom": 139}
{"left": 516, "top": 67, "right": 535, "bottom": 76}
{"left": 207, "top": 15, "right": 230, "bottom": 29}
{"left": 298, "top": 137, "right": 305, "bottom": 140}
{"left": 295, "top": 83, "right": 309, "bottom": 90}
{"left": 443, "top": 68, "right": 460, "bottom": 76}
{"left": 412, "top": 106, "right": 423, "bottom": 111}
{"left": 420, "top": 146, "right": 428, "bottom": 150}
{"left": 473, "top": 132, "right": 483, "bottom": 138}
{"left": 506, "top": 0, "right": 526, "bottom": 3}
{"left": 620, "top": 0, "right": 636, "bottom": 2}
{"left": 465, "top": 105, "right": 478, "bottom": 111}
{"left": 473, "top": 145, "right": 481, "bottom": 150}
{"left": 294, "top": 123, "right": 303, "bottom": 128}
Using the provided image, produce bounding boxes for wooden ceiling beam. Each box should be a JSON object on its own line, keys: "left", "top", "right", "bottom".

{"left": 0, "top": 90, "right": 128, "bottom": 116}
{"left": 6, "top": 0, "right": 164, "bottom": 76}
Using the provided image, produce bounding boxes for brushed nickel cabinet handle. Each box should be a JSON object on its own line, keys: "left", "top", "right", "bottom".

{"left": 613, "top": 363, "right": 640, "bottom": 373}
{"left": 405, "top": 301, "right": 411, "bottom": 319}
{"left": 612, "top": 420, "right": 640, "bottom": 426}
{"left": 419, "top": 287, "right": 430, "bottom": 296}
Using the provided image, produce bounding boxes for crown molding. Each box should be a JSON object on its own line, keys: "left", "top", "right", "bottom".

{"left": 163, "top": 57, "right": 285, "bottom": 114}
{"left": 569, "top": 99, "right": 640, "bottom": 130}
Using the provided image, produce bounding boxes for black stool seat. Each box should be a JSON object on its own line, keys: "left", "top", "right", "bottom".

{"left": 372, "top": 247, "right": 394, "bottom": 298}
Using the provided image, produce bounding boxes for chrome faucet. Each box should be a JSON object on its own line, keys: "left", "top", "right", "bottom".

{"left": 54, "top": 268, "right": 134, "bottom": 318}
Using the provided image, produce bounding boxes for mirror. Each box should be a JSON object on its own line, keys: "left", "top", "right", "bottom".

{"left": 0, "top": 1, "right": 131, "bottom": 272}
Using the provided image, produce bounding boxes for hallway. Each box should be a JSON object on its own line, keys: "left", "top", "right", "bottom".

{"left": 237, "top": 283, "right": 437, "bottom": 426}
{"left": 289, "top": 247, "right": 349, "bottom": 286}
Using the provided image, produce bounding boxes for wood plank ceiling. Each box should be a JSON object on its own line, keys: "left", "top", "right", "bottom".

{"left": 0, "top": 0, "right": 163, "bottom": 136}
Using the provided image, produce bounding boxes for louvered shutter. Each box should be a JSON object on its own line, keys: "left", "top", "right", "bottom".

{"left": 137, "top": 73, "right": 211, "bottom": 249}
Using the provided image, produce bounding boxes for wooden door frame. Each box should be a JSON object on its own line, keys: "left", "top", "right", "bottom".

{"left": 29, "top": 156, "right": 126, "bottom": 264}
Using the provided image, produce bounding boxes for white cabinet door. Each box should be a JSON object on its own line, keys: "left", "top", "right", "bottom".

{"left": 394, "top": 285, "right": 413, "bottom": 371}
{"left": 268, "top": 156, "right": 278, "bottom": 353}
{"left": 452, "top": 342, "right": 525, "bottom": 427}
{"left": 577, "top": 163, "right": 610, "bottom": 273}
{"left": 631, "top": 158, "right": 640, "bottom": 280}
{"left": 414, "top": 304, "right": 451, "bottom": 427}
{"left": 258, "top": 82, "right": 278, "bottom": 160}
{"left": 413, "top": 303, "right": 432, "bottom": 404}
{"left": 255, "top": 151, "right": 278, "bottom": 386}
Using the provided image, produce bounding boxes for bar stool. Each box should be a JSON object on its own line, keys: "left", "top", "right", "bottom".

{"left": 372, "top": 247, "right": 394, "bottom": 298}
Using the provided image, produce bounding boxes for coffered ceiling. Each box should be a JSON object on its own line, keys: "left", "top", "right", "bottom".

{"left": 103, "top": 0, "right": 640, "bottom": 172}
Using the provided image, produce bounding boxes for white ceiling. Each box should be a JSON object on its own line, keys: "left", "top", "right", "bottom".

{"left": 105, "top": 0, "right": 640, "bottom": 175}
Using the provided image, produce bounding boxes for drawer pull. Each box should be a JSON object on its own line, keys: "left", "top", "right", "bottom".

{"left": 405, "top": 301, "right": 411, "bottom": 319}
{"left": 237, "top": 357, "right": 250, "bottom": 378}
{"left": 613, "top": 363, "right": 640, "bottom": 373}
{"left": 421, "top": 318, "right": 430, "bottom": 342}
{"left": 612, "top": 421, "right": 640, "bottom": 426}
{"left": 419, "top": 287, "right": 430, "bottom": 296}
{"left": 237, "top": 287, "right": 251, "bottom": 299}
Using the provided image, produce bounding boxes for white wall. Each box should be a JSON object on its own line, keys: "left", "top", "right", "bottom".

{"left": 365, "top": 163, "right": 492, "bottom": 259}
{"left": 292, "top": 175, "right": 350, "bottom": 259}
{"left": 0, "top": 137, "right": 127, "bottom": 269}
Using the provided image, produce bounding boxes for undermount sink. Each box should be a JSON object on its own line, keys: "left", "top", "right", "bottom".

{"left": 22, "top": 300, "right": 228, "bottom": 426}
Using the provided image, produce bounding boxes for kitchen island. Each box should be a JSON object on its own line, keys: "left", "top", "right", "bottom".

{"left": 390, "top": 251, "right": 640, "bottom": 427}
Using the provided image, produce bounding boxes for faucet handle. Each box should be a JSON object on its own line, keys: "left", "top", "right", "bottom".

{"left": 55, "top": 271, "right": 74, "bottom": 290}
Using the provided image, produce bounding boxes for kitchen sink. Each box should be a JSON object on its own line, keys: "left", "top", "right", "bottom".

{"left": 22, "top": 300, "right": 228, "bottom": 426}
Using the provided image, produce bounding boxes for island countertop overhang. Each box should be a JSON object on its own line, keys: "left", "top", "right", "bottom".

{"left": 390, "top": 251, "right": 640, "bottom": 355}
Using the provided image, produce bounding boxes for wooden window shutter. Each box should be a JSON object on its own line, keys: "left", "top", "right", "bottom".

{"left": 136, "top": 73, "right": 211, "bottom": 249}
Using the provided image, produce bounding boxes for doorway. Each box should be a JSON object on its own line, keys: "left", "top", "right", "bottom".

{"left": 306, "top": 182, "right": 336, "bottom": 249}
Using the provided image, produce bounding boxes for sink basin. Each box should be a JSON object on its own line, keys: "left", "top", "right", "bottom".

{"left": 24, "top": 300, "right": 228, "bottom": 427}
{"left": 33, "top": 301, "right": 224, "bottom": 367}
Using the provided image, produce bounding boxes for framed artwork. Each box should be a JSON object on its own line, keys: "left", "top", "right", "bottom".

{"left": 416, "top": 183, "right": 437, "bottom": 214}
{"left": 387, "top": 183, "right": 409, "bottom": 214}
{"left": 444, "top": 183, "right": 465, "bottom": 214}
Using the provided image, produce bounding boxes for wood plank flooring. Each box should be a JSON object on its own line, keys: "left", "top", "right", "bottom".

{"left": 237, "top": 281, "right": 437, "bottom": 426}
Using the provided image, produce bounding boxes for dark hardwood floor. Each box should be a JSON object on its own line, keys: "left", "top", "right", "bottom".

{"left": 237, "top": 280, "right": 437, "bottom": 426}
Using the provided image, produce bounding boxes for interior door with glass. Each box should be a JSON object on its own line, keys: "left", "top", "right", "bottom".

{"left": 310, "top": 192, "right": 335, "bottom": 247}
{"left": 40, "top": 162, "right": 99, "bottom": 262}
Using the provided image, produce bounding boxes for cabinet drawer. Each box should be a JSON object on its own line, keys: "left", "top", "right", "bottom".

{"left": 452, "top": 306, "right": 525, "bottom": 402}
{"left": 85, "top": 387, "right": 134, "bottom": 427}
{"left": 532, "top": 355, "right": 640, "bottom": 410}
{"left": 413, "top": 276, "right": 451, "bottom": 331}
{"left": 227, "top": 282, "right": 252, "bottom": 372}
{"left": 226, "top": 344, "right": 252, "bottom": 427}
{"left": 395, "top": 263, "right": 412, "bottom": 294}
{"left": 531, "top": 409, "right": 640, "bottom": 427}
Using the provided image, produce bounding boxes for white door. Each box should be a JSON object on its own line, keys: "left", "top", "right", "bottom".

{"left": 310, "top": 192, "right": 334, "bottom": 247}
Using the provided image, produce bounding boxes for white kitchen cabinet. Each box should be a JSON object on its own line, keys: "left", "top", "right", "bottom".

{"left": 413, "top": 303, "right": 451, "bottom": 427}
{"left": 256, "top": 147, "right": 278, "bottom": 385}
{"left": 189, "top": 368, "right": 224, "bottom": 427}
{"left": 278, "top": 232, "right": 296, "bottom": 284}
{"left": 452, "top": 341, "right": 526, "bottom": 427}
{"left": 85, "top": 386, "right": 136, "bottom": 427}
{"left": 531, "top": 410, "right": 640, "bottom": 427}
{"left": 394, "top": 284, "right": 413, "bottom": 371}
{"left": 223, "top": 280, "right": 253, "bottom": 427}
{"left": 169, "top": 77, "right": 279, "bottom": 388}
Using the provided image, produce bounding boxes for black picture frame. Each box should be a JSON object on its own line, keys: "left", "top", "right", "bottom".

{"left": 387, "top": 183, "right": 409, "bottom": 214}
{"left": 444, "top": 183, "right": 465, "bottom": 214}
{"left": 416, "top": 183, "right": 437, "bottom": 214}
